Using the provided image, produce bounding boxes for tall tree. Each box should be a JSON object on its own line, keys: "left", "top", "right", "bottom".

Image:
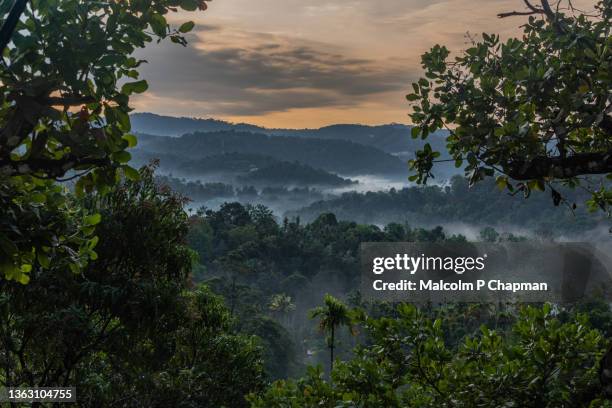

{"left": 407, "top": 0, "right": 611, "bottom": 212}
{"left": 309, "top": 294, "right": 354, "bottom": 371}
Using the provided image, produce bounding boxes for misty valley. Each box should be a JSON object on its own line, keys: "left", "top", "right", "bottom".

{"left": 124, "top": 112, "right": 610, "bottom": 390}
{"left": 2, "top": 0, "right": 612, "bottom": 406}
{"left": 131, "top": 113, "right": 604, "bottom": 238}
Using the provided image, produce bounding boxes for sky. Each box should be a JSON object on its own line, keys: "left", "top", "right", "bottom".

{"left": 132, "top": 0, "right": 595, "bottom": 128}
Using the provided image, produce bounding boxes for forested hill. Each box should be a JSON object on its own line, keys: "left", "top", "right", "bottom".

{"left": 238, "top": 161, "right": 356, "bottom": 186}
{"left": 289, "top": 176, "right": 603, "bottom": 236}
{"left": 131, "top": 112, "right": 264, "bottom": 135}
{"left": 130, "top": 113, "right": 448, "bottom": 155}
{"left": 136, "top": 131, "right": 408, "bottom": 175}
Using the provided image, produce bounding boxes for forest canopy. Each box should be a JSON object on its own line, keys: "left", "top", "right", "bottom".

{"left": 0, "top": 0, "right": 611, "bottom": 407}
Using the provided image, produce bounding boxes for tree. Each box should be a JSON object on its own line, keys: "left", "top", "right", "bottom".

{"left": 153, "top": 286, "right": 264, "bottom": 408}
{"left": 407, "top": 0, "right": 611, "bottom": 213}
{"left": 309, "top": 294, "right": 354, "bottom": 371}
{"left": 251, "top": 304, "right": 610, "bottom": 407}
{"left": 480, "top": 226, "right": 500, "bottom": 242}
{"left": 269, "top": 293, "right": 296, "bottom": 325}
{"left": 0, "top": 165, "right": 264, "bottom": 407}
{"left": 0, "top": 0, "right": 209, "bottom": 281}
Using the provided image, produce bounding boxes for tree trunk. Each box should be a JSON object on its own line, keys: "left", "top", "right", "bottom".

{"left": 330, "top": 326, "right": 335, "bottom": 372}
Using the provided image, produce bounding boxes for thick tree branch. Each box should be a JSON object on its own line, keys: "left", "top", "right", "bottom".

{"left": 539, "top": 0, "right": 559, "bottom": 20}
{"left": 506, "top": 151, "right": 612, "bottom": 180}
{"left": 0, "top": 0, "right": 29, "bottom": 52}
{"left": 44, "top": 95, "right": 96, "bottom": 107}
{"left": 498, "top": 0, "right": 567, "bottom": 35}
{"left": 0, "top": 155, "right": 112, "bottom": 178}
{"left": 499, "top": 0, "right": 545, "bottom": 18}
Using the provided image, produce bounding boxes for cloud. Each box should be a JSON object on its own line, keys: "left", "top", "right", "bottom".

{"left": 133, "top": 26, "right": 414, "bottom": 117}
{"left": 136, "top": 0, "right": 596, "bottom": 127}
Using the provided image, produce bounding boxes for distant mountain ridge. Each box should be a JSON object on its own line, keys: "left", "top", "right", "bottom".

{"left": 135, "top": 131, "right": 408, "bottom": 175}
{"left": 130, "top": 112, "right": 448, "bottom": 155}
{"left": 130, "top": 113, "right": 264, "bottom": 135}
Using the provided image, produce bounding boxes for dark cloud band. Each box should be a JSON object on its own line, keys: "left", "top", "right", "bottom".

{"left": 135, "top": 26, "right": 415, "bottom": 116}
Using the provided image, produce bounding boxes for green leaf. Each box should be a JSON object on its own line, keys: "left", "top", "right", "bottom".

{"left": 528, "top": 179, "right": 545, "bottom": 192}
{"left": 122, "top": 165, "right": 140, "bottom": 181}
{"left": 149, "top": 14, "right": 167, "bottom": 37}
{"left": 122, "top": 134, "right": 138, "bottom": 148}
{"left": 180, "top": 0, "right": 199, "bottom": 11}
{"left": 37, "top": 252, "right": 50, "bottom": 268}
{"left": 84, "top": 213, "right": 102, "bottom": 226}
{"left": 115, "top": 109, "right": 131, "bottom": 131}
{"left": 88, "top": 236, "right": 100, "bottom": 250}
{"left": 495, "top": 176, "right": 508, "bottom": 190}
{"left": 112, "top": 151, "right": 132, "bottom": 164}
{"left": 179, "top": 21, "right": 195, "bottom": 33}
{"left": 121, "top": 80, "right": 149, "bottom": 95}
{"left": 31, "top": 192, "right": 47, "bottom": 203}
{"left": 18, "top": 273, "right": 30, "bottom": 285}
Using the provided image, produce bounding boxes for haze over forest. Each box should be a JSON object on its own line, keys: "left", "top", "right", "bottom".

{"left": 2, "top": 0, "right": 611, "bottom": 405}
{"left": 131, "top": 113, "right": 605, "bottom": 239}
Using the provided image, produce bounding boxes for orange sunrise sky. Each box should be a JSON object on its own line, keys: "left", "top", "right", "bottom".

{"left": 131, "top": 0, "right": 596, "bottom": 128}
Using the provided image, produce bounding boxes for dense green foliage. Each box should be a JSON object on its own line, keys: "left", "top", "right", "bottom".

{"left": 189, "top": 201, "right": 471, "bottom": 295}
{"left": 407, "top": 0, "right": 611, "bottom": 211}
{"left": 0, "top": 0, "right": 206, "bottom": 281}
{"left": 251, "top": 303, "right": 611, "bottom": 407}
{"left": 186, "top": 201, "right": 503, "bottom": 378}
{"left": 0, "top": 168, "right": 264, "bottom": 407}
{"left": 1, "top": 2, "right": 610, "bottom": 407}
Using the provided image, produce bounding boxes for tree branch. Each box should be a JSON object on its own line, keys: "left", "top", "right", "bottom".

{"left": 498, "top": 10, "right": 542, "bottom": 18}
{"left": 44, "top": 95, "right": 96, "bottom": 107}
{"left": 539, "top": 0, "right": 558, "bottom": 20}
{"left": 0, "top": 155, "right": 112, "bottom": 178}
{"left": 498, "top": 0, "right": 544, "bottom": 18}
{"left": 506, "top": 151, "right": 612, "bottom": 180}
{"left": 0, "top": 0, "right": 29, "bottom": 52}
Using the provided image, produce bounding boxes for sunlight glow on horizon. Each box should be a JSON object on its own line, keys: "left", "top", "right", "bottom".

{"left": 133, "top": 0, "right": 596, "bottom": 128}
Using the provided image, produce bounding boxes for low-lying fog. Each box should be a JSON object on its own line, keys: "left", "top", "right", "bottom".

{"left": 157, "top": 165, "right": 607, "bottom": 243}
{"left": 169, "top": 171, "right": 424, "bottom": 215}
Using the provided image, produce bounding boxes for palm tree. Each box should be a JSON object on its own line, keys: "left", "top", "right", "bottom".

{"left": 308, "top": 294, "right": 354, "bottom": 372}
{"left": 269, "top": 293, "right": 296, "bottom": 325}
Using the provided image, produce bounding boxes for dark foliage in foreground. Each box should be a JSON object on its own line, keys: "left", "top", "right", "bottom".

{"left": 0, "top": 168, "right": 264, "bottom": 407}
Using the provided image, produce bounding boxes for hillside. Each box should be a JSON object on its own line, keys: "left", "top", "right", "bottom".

{"left": 288, "top": 176, "right": 602, "bottom": 235}
{"left": 130, "top": 112, "right": 264, "bottom": 135}
{"left": 177, "top": 153, "right": 280, "bottom": 175}
{"left": 130, "top": 113, "right": 448, "bottom": 155}
{"left": 135, "top": 131, "right": 408, "bottom": 175}
{"left": 238, "top": 161, "right": 356, "bottom": 187}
